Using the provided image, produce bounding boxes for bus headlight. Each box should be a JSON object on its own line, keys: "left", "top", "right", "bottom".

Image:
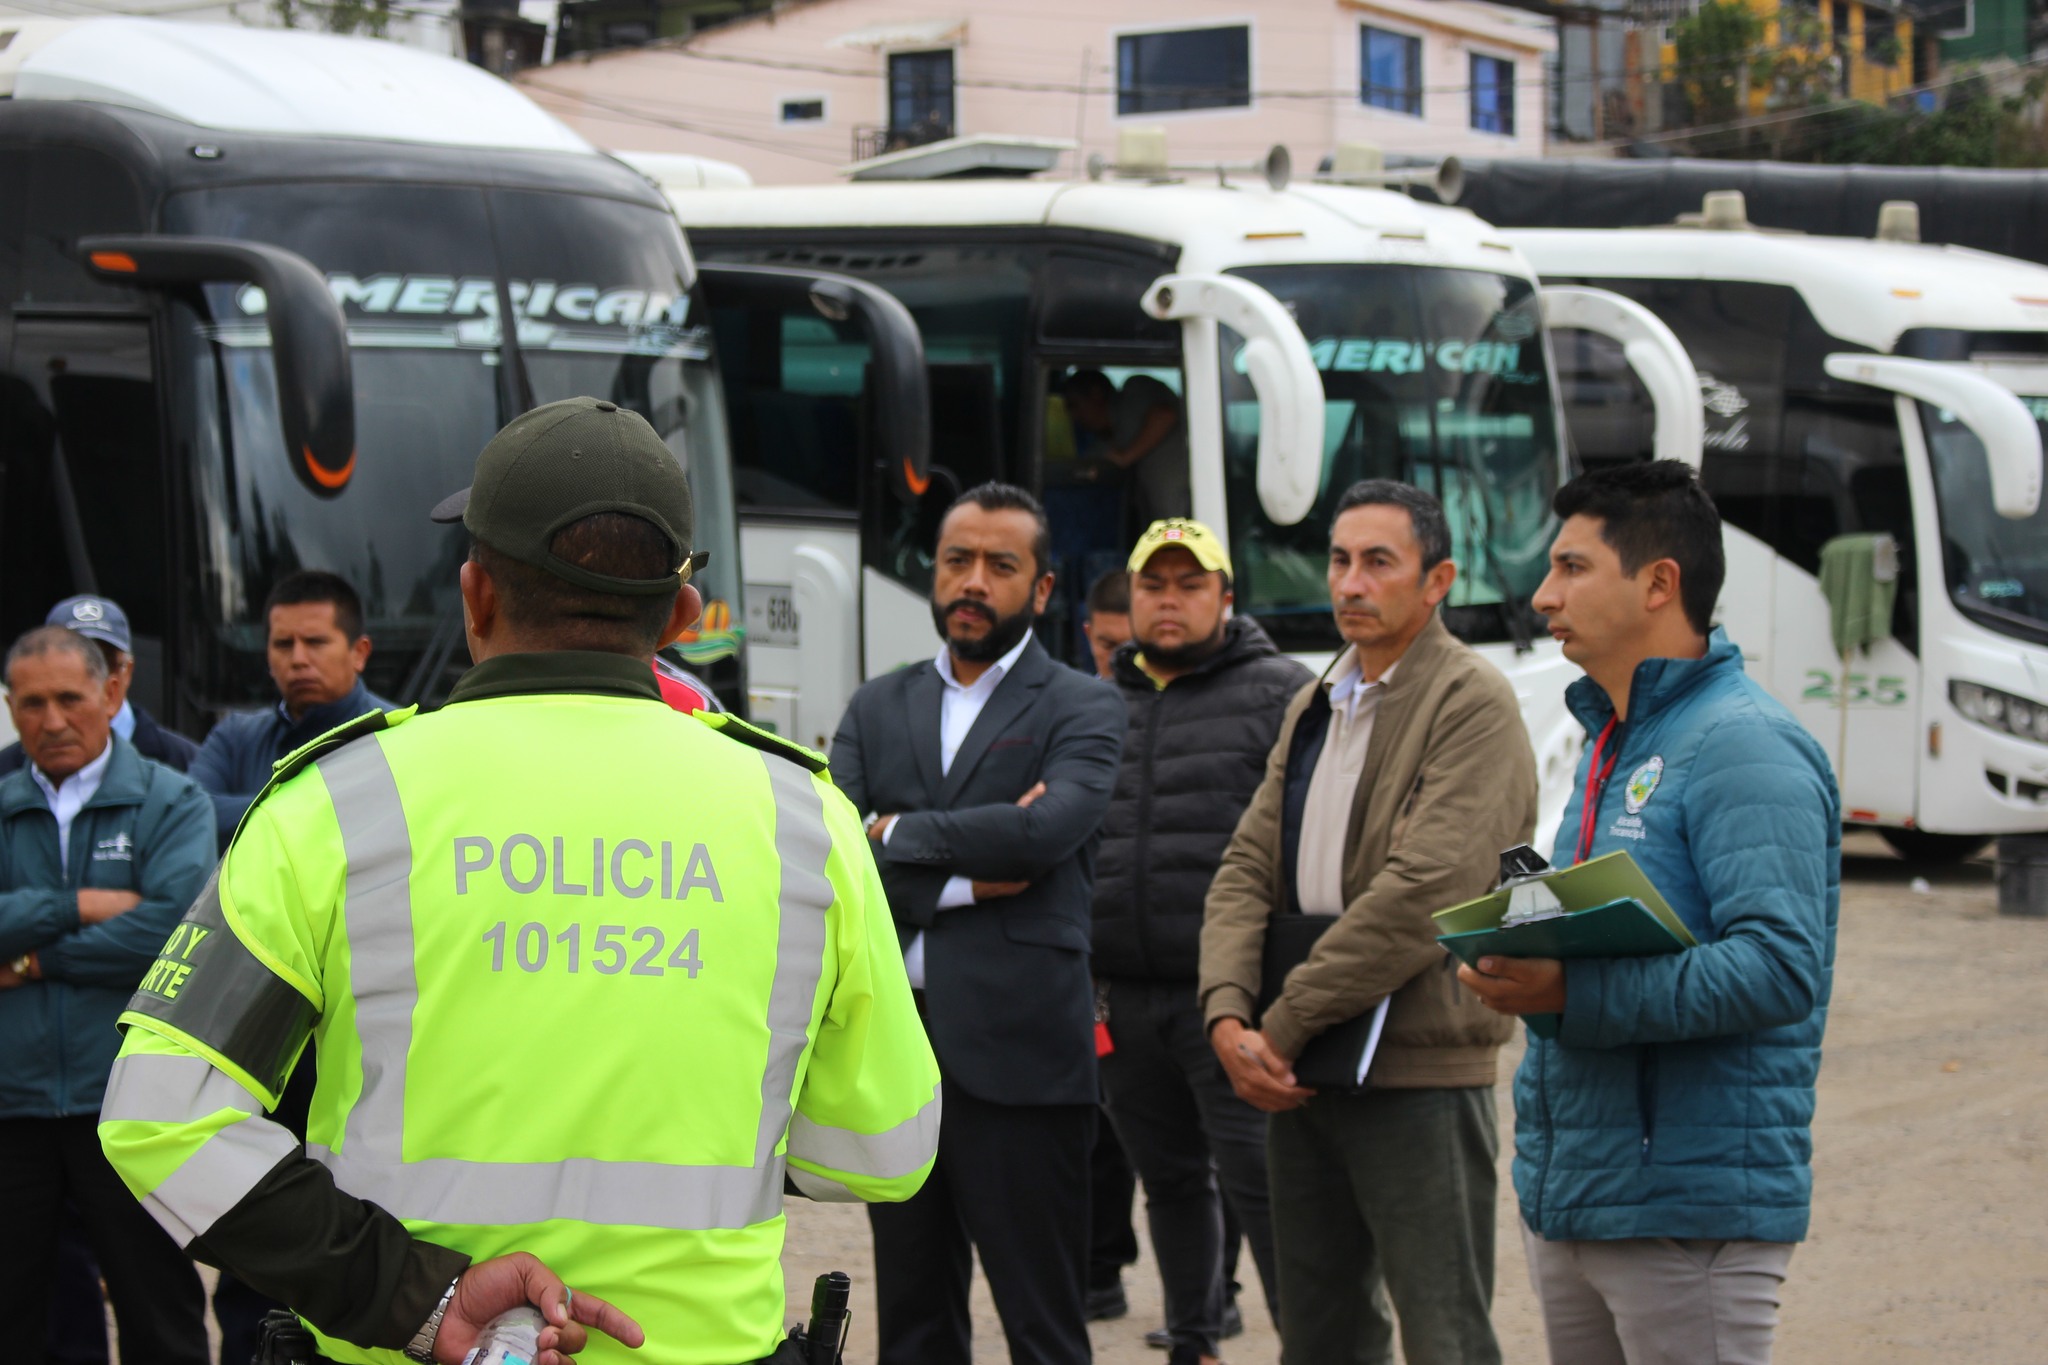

{"left": 1953, "top": 681, "right": 2048, "bottom": 744}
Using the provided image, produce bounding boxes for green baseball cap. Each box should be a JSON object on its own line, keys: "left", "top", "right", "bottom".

{"left": 430, "top": 396, "right": 705, "bottom": 597}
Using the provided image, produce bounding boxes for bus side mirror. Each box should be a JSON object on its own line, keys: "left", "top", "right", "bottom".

{"left": 80, "top": 235, "right": 356, "bottom": 497}
{"left": 1143, "top": 272, "right": 1324, "bottom": 527}
{"left": 698, "top": 262, "right": 932, "bottom": 505}
{"left": 1823, "top": 353, "right": 2043, "bottom": 519}
{"left": 1538, "top": 285, "right": 1703, "bottom": 471}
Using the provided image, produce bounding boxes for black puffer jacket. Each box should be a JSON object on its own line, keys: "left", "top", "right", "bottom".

{"left": 1092, "top": 616, "right": 1312, "bottom": 980}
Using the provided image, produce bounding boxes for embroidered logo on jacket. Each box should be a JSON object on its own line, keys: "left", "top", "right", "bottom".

{"left": 93, "top": 833, "right": 135, "bottom": 862}
{"left": 1624, "top": 756, "right": 1664, "bottom": 815}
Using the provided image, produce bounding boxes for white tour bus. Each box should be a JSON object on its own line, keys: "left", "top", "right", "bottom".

{"left": 666, "top": 141, "right": 1701, "bottom": 843}
{"left": 1513, "top": 195, "right": 2048, "bottom": 858}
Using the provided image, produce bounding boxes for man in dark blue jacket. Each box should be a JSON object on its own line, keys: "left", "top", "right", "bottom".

{"left": 1460, "top": 462, "right": 1839, "bottom": 1365}
{"left": 0, "top": 625, "right": 214, "bottom": 1365}
{"left": 189, "top": 570, "right": 394, "bottom": 853}
{"left": 0, "top": 595, "right": 199, "bottom": 779}
{"left": 186, "top": 569, "right": 391, "bottom": 1363}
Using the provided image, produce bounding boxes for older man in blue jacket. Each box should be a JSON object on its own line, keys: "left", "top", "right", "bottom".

{"left": 1460, "top": 462, "right": 1838, "bottom": 1365}
{"left": 1, "top": 625, "right": 215, "bottom": 1365}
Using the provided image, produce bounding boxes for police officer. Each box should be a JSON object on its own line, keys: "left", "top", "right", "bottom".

{"left": 97, "top": 397, "right": 941, "bottom": 1365}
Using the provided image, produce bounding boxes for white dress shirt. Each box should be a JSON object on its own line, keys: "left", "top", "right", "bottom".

{"left": 886, "top": 629, "right": 1036, "bottom": 989}
{"left": 32, "top": 741, "right": 114, "bottom": 867}
{"left": 1294, "top": 649, "right": 1400, "bottom": 917}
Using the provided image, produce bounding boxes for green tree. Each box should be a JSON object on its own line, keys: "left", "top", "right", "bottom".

{"left": 271, "top": 0, "right": 392, "bottom": 38}
{"left": 1673, "top": 0, "right": 1765, "bottom": 126}
{"left": 1758, "top": 7, "right": 1839, "bottom": 112}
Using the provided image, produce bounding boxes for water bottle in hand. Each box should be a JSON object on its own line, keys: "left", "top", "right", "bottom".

{"left": 462, "top": 1305, "right": 545, "bottom": 1365}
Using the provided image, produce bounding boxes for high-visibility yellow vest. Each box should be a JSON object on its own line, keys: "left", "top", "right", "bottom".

{"left": 101, "top": 687, "right": 939, "bottom": 1365}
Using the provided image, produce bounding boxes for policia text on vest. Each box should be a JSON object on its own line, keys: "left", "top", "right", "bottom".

{"left": 97, "top": 397, "right": 943, "bottom": 1365}
{"left": 452, "top": 835, "right": 724, "bottom": 901}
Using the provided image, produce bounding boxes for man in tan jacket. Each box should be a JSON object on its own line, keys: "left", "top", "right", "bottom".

{"left": 1200, "top": 480, "right": 1537, "bottom": 1365}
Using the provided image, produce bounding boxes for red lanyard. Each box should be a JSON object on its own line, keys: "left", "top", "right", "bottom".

{"left": 1576, "top": 717, "right": 1620, "bottom": 865}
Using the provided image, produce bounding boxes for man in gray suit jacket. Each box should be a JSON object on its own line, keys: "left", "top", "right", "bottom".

{"left": 832, "top": 483, "right": 1126, "bottom": 1365}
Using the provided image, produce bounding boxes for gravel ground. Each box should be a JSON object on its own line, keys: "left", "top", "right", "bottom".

{"left": 780, "top": 833, "right": 2048, "bottom": 1364}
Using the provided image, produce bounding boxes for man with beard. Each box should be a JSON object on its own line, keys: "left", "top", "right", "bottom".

{"left": 1092, "top": 520, "right": 1309, "bottom": 1365}
{"left": 831, "top": 482, "right": 1127, "bottom": 1365}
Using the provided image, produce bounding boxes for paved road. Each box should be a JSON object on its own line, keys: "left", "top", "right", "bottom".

{"left": 779, "top": 834, "right": 2048, "bottom": 1364}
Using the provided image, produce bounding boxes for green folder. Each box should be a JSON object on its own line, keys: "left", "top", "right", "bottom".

{"left": 1433, "top": 851, "right": 1699, "bottom": 1040}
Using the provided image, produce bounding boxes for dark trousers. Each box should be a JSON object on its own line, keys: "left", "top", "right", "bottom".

{"left": 0, "top": 1116, "right": 208, "bottom": 1365}
{"left": 216, "top": 1274, "right": 285, "bottom": 1365}
{"left": 1099, "top": 978, "right": 1279, "bottom": 1357}
{"left": 868, "top": 1082, "right": 1094, "bottom": 1365}
{"left": 1087, "top": 1116, "right": 1138, "bottom": 1293}
{"left": 1268, "top": 1085, "right": 1500, "bottom": 1365}
{"left": 48, "top": 1217, "right": 110, "bottom": 1365}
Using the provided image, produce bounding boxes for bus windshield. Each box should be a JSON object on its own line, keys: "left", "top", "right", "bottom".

{"left": 1920, "top": 398, "right": 2048, "bottom": 644}
{"left": 162, "top": 183, "right": 741, "bottom": 708}
{"left": 1219, "top": 264, "right": 1562, "bottom": 653}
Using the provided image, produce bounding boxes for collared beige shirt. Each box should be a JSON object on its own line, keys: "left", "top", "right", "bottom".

{"left": 1294, "top": 649, "right": 1400, "bottom": 916}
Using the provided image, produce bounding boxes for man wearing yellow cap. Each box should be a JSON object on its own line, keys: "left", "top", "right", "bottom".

{"left": 1090, "top": 519, "right": 1309, "bottom": 1365}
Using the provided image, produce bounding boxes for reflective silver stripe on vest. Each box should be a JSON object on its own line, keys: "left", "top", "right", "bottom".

{"left": 104, "top": 1049, "right": 297, "bottom": 1247}
{"left": 756, "top": 756, "right": 833, "bottom": 1167}
{"left": 313, "top": 738, "right": 836, "bottom": 1232}
{"left": 142, "top": 1111, "right": 300, "bottom": 1248}
{"left": 102, "top": 1051, "right": 263, "bottom": 1125}
{"left": 320, "top": 740, "right": 417, "bottom": 1175}
{"left": 788, "top": 1083, "right": 941, "bottom": 1180}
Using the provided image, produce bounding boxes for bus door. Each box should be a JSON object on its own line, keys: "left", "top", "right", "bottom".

{"left": 0, "top": 141, "right": 166, "bottom": 735}
{"left": 1039, "top": 359, "right": 1184, "bottom": 665}
{"left": 698, "top": 263, "right": 929, "bottom": 750}
{"left": 3, "top": 318, "right": 167, "bottom": 717}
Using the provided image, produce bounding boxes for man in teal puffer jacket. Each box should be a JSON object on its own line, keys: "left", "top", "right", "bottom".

{"left": 1, "top": 625, "right": 215, "bottom": 1364}
{"left": 1460, "top": 462, "right": 1838, "bottom": 1365}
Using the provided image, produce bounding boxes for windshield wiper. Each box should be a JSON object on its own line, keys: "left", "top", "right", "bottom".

{"left": 493, "top": 276, "right": 537, "bottom": 421}
{"left": 51, "top": 434, "right": 101, "bottom": 597}
{"left": 397, "top": 597, "right": 470, "bottom": 708}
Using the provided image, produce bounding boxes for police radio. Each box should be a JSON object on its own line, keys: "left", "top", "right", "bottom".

{"left": 781, "top": 1271, "right": 851, "bottom": 1364}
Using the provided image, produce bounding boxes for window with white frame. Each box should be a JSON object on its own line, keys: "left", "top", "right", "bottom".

{"left": 1117, "top": 25, "right": 1251, "bottom": 115}
{"left": 1469, "top": 53, "right": 1515, "bottom": 135}
{"left": 1361, "top": 25, "right": 1421, "bottom": 116}
{"left": 780, "top": 97, "right": 826, "bottom": 123}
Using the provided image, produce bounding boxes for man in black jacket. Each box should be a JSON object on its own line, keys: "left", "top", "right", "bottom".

{"left": 0, "top": 596, "right": 198, "bottom": 779}
{"left": 1094, "top": 520, "right": 1310, "bottom": 1365}
{"left": 832, "top": 483, "right": 1126, "bottom": 1365}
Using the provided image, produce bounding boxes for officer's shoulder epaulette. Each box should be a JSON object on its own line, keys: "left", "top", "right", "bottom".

{"left": 239, "top": 706, "right": 419, "bottom": 828}
{"left": 695, "top": 710, "right": 829, "bottom": 775}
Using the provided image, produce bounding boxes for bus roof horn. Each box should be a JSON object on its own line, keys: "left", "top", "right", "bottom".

{"left": 1086, "top": 128, "right": 1292, "bottom": 192}
{"left": 1313, "top": 142, "right": 1463, "bottom": 205}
